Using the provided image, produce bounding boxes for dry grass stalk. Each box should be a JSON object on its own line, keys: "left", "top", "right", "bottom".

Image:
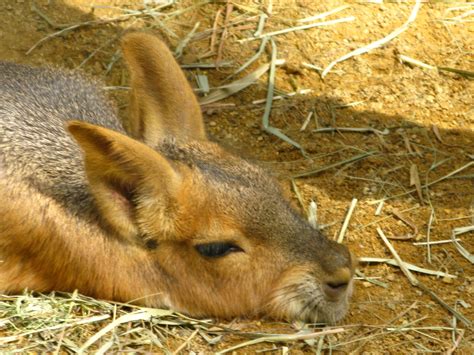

{"left": 446, "top": 329, "right": 465, "bottom": 355}
{"left": 413, "top": 238, "right": 461, "bottom": 246}
{"left": 354, "top": 270, "right": 388, "bottom": 288}
{"left": 27, "top": 3, "right": 176, "bottom": 55}
{"left": 216, "top": 328, "right": 346, "bottom": 354}
{"left": 388, "top": 209, "right": 418, "bottom": 240}
{"left": 297, "top": 5, "right": 350, "bottom": 23}
{"left": 432, "top": 125, "right": 466, "bottom": 148}
{"left": 209, "top": 8, "right": 223, "bottom": 54}
{"left": 254, "top": 13, "right": 268, "bottom": 37}
{"left": 349, "top": 301, "right": 422, "bottom": 352}
{"left": 261, "top": 39, "right": 304, "bottom": 152}
{"left": 441, "top": 3, "right": 474, "bottom": 23}
{"left": 300, "top": 111, "right": 313, "bottom": 131}
{"left": 337, "top": 198, "right": 358, "bottom": 243}
{"left": 321, "top": 0, "right": 422, "bottom": 77}
{"left": 313, "top": 127, "right": 389, "bottom": 135}
{"left": 409, "top": 164, "right": 424, "bottom": 203}
{"left": 175, "top": 22, "right": 201, "bottom": 58}
{"left": 78, "top": 309, "right": 162, "bottom": 352}
{"left": 181, "top": 61, "right": 233, "bottom": 69}
{"left": 172, "top": 328, "right": 199, "bottom": 355}
{"left": 307, "top": 200, "right": 318, "bottom": 229}
{"left": 293, "top": 151, "right": 377, "bottom": 178}
{"left": 375, "top": 161, "right": 474, "bottom": 203}
{"left": 376, "top": 228, "right": 419, "bottom": 286}
{"left": 77, "top": 32, "right": 123, "bottom": 69}
{"left": 451, "top": 225, "right": 474, "bottom": 264}
{"left": 0, "top": 312, "right": 111, "bottom": 345}
{"left": 375, "top": 229, "right": 471, "bottom": 327}
{"left": 252, "top": 89, "right": 312, "bottom": 104}
{"left": 290, "top": 179, "right": 305, "bottom": 209}
{"left": 225, "top": 37, "right": 269, "bottom": 80}
{"left": 241, "top": 16, "right": 355, "bottom": 43}
{"left": 216, "top": 2, "right": 233, "bottom": 63}
{"left": 425, "top": 207, "right": 435, "bottom": 263}
{"left": 359, "top": 257, "right": 456, "bottom": 279}
{"left": 198, "top": 60, "right": 285, "bottom": 105}
{"left": 399, "top": 54, "right": 474, "bottom": 79}
{"left": 192, "top": 15, "right": 259, "bottom": 43}
{"left": 398, "top": 54, "right": 437, "bottom": 70}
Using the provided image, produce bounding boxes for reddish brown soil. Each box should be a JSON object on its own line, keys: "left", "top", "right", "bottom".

{"left": 1, "top": 0, "right": 472, "bottom": 353}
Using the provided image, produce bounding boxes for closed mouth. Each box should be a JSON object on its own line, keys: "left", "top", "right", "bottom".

{"left": 265, "top": 273, "right": 353, "bottom": 324}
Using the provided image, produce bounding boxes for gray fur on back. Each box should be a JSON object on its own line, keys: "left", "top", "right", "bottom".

{"left": 0, "top": 61, "right": 124, "bottom": 216}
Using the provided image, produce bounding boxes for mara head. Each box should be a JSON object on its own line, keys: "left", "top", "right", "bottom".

{"left": 68, "top": 32, "right": 356, "bottom": 324}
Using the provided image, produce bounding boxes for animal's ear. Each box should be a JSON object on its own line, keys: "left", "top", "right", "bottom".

{"left": 121, "top": 32, "right": 207, "bottom": 145}
{"left": 67, "top": 120, "right": 181, "bottom": 242}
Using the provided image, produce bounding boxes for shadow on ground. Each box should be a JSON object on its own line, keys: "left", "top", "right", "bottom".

{"left": 1, "top": 1, "right": 472, "bottom": 210}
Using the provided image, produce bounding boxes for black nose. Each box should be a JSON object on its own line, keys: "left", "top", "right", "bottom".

{"left": 327, "top": 281, "right": 349, "bottom": 289}
{"left": 323, "top": 281, "right": 349, "bottom": 300}
{"left": 322, "top": 265, "right": 352, "bottom": 301}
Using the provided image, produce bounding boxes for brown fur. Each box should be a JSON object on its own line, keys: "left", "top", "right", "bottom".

{"left": 121, "top": 33, "right": 206, "bottom": 143}
{"left": 0, "top": 33, "right": 355, "bottom": 323}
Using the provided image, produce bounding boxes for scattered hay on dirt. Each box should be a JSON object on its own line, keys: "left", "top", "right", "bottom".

{"left": 0, "top": 0, "right": 472, "bottom": 352}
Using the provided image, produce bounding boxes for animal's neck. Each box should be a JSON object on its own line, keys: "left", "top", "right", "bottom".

{"left": 0, "top": 180, "right": 164, "bottom": 305}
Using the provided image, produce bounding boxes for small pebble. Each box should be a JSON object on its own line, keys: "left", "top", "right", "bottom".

{"left": 442, "top": 276, "right": 454, "bottom": 284}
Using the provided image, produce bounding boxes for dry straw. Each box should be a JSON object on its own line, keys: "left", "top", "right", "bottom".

{"left": 3, "top": 0, "right": 472, "bottom": 352}
{"left": 320, "top": 0, "right": 422, "bottom": 78}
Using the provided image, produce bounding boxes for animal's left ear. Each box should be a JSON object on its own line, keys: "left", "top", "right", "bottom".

{"left": 121, "top": 32, "right": 207, "bottom": 145}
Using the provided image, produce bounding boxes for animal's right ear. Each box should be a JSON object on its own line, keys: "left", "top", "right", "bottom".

{"left": 67, "top": 120, "right": 182, "bottom": 242}
{"left": 121, "top": 32, "right": 207, "bottom": 145}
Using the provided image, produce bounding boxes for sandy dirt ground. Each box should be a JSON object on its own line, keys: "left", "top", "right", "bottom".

{"left": 0, "top": 0, "right": 472, "bottom": 353}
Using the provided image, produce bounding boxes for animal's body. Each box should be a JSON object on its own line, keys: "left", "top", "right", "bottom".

{"left": 0, "top": 33, "right": 354, "bottom": 323}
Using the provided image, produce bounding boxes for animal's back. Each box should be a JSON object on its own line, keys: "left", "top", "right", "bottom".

{"left": 0, "top": 62, "right": 124, "bottom": 214}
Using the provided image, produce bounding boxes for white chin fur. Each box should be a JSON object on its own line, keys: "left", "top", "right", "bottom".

{"left": 269, "top": 279, "right": 353, "bottom": 324}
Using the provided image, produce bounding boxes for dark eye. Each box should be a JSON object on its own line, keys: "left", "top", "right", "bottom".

{"left": 195, "top": 242, "right": 243, "bottom": 258}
